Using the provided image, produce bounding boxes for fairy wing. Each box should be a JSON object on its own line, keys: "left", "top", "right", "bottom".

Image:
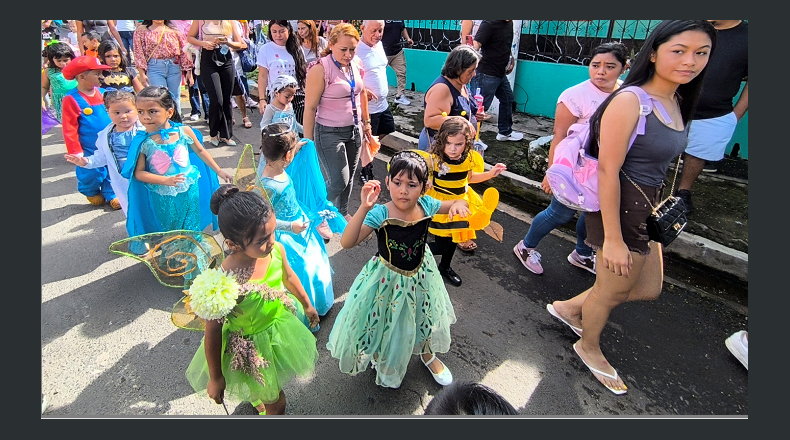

{"left": 234, "top": 143, "right": 271, "bottom": 204}
{"left": 110, "top": 230, "right": 225, "bottom": 332}
{"left": 109, "top": 230, "right": 224, "bottom": 288}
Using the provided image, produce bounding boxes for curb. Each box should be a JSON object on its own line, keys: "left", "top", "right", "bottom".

{"left": 380, "top": 131, "right": 748, "bottom": 282}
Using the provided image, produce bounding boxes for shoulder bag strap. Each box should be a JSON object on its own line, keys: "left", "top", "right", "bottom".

{"left": 145, "top": 26, "right": 166, "bottom": 65}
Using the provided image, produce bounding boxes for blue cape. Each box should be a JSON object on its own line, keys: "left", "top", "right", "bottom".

{"left": 121, "top": 123, "right": 220, "bottom": 238}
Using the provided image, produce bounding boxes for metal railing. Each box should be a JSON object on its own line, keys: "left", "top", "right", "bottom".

{"left": 403, "top": 20, "right": 663, "bottom": 66}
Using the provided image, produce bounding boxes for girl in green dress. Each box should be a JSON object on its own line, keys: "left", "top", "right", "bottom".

{"left": 41, "top": 42, "right": 77, "bottom": 121}
{"left": 327, "top": 151, "right": 470, "bottom": 389}
{"left": 185, "top": 184, "right": 320, "bottom": 415}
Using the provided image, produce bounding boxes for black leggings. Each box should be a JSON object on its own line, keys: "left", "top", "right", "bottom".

{"left": 200, "top": 49, "right": 236, "bottom": 139}
{"left": 429, "top": 235, "right": 457, "bottom": 270}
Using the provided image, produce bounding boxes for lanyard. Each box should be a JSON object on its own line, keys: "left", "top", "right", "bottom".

{"left": 330, "top": 54, "right": 358, "bottom": 125}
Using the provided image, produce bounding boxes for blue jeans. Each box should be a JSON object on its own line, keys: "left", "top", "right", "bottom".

{"left": 117, "top": 30, "right": 134, "bottom": 53}
{"left": 147, "top": 58, "right": 183, "bottom": 116}
{"left": 475, "top": 72, "right": 515, "bottom": 136}
{"left": 188, "top": 72, "right": 210, "bottom": 117}
{"left": 522, "top": 196, "right": 592, "bottom": 257}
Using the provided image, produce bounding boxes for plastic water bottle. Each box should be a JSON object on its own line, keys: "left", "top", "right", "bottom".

{"left": 474, "top": 87, "right": 485, "bottom": 116}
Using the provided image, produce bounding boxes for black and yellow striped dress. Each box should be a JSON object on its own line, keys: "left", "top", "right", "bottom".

{"left": 413, "top": 149, "right": 499, "bottom": 243}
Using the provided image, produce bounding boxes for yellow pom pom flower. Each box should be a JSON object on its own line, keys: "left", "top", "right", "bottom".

{"left": 186, "top": 268, "right": 240, "bottom": 320}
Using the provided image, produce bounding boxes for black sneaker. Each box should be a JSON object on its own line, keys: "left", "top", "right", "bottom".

{"left": 702, "top": 161, "right": 719, "bottom": 173}
{"left": 438, "top": 266, "right": 462, "bottom": 286}
{"left": 675, "top": 189, "right": 693, "bottom": 215}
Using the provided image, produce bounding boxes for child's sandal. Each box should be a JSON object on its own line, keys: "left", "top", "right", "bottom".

{"left": 457, "top": 240, "right": 477, "bottom": 252}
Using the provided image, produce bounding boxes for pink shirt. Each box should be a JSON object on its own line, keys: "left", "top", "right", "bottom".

{"left": 314, "top": 55, "right": 364, "bottom": 127}
{"left": 556, "top": 79, "right": 614, "bottom": 125}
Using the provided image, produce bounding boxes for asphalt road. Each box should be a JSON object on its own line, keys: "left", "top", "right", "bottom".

{"left": 41, "top": 98, "right": 748, "bottom": 416}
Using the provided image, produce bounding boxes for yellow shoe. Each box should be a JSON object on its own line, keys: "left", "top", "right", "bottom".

{"left": 86, "top": 194, "right": 106, "bottom": 205}
{"left": 109, "top": 198, "right": 122, "bottom": 210}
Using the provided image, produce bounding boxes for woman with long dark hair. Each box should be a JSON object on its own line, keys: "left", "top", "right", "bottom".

{"left": 256, "top": 20, "right": 308, "bottom": 124}
{"left": 546, "top": 20, "right": 717, "bottom": 395}
{"left": 187, "top": 20, "right": 247, "bottom": 146}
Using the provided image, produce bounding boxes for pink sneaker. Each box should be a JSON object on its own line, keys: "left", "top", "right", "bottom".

{"left": 513, "top": 241, "right": 543, "bottom": 274}
{"left": 567, "top": 250, "right": 596, "bottom": 274}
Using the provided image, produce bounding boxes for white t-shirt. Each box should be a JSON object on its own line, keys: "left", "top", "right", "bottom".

{"left": 556, "top": 79, "right": 615, "bottom": 125}
{"left": 355, "top": 40, "right": 389, "bottom": 114}
{"left": 116, "top": 20, "right": 137, "bottom": 32}
{"left": 256, "top": 42, "right": 297, "bottom": 98}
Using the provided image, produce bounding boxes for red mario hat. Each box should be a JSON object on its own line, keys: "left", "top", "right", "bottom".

{"left": 62, "top": 56, "right": 111, "bottom": 80}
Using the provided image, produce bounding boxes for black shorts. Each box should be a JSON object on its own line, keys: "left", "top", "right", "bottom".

{"left": 370, "top": 107, "right": 395, "bottom": 137}
{"left": 585, "top": 179, "right": 663, "bottom": 256}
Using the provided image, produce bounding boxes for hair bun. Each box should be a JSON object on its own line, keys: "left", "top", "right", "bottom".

{"left": 210, "top": 184, "right": 240, "bottom": 215}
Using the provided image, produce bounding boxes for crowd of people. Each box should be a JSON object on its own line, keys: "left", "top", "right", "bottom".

{"left": 42, "top": 20, "right": 747, "bottom": 415}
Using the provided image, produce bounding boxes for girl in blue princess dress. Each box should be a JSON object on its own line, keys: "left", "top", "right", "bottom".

{"left": 123, "top": 86, "right": 233, "bottom": 238}
{"left": 122, "top": 86, "right": 232, "bottom": 277}
{"left": 257, "top": 123, "right": 340, "bottom": 327}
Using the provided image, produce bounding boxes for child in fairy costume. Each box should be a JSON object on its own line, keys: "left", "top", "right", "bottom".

{"left": 326, "top": 151, "right": 470, "bottom": 389}
{"left": 185, "top": 184, "right": 319, "bottom": 415}
{"left": 414, "top": 116, "right": 506, "bottom": 287}
{"left": 257, "top": 123, "right": 342, "bottom": 325}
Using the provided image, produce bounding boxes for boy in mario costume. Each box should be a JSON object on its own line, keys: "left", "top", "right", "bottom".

{"left": 60, "top": 55, "right": 120, "bottom": 209}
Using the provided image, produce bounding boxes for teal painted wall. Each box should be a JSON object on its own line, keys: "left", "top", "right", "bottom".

{"left": 387, "top": 50, "right": 748, "bottom": 158}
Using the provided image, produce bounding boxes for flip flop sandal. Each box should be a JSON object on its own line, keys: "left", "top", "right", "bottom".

{"left": 243, "top": 117, "right": 252, "bottom": 128}
{"left": 546, "top": 303, "right": 583, "bottom": 337}
{"left": 573, "top": 341, "right": 627, "bottom": 395}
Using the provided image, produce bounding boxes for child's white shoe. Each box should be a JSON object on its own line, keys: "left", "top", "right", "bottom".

{"left": 422, "top": 354, "right": 453, "bottom": 386}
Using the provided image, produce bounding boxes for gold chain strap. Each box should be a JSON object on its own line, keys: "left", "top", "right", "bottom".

{"left": 620, "top": 155, "right": 682, "bottom": 214}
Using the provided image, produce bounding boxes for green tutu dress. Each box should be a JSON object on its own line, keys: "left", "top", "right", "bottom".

{"left": 326, "top": 196, "right": 457, "bottom": 388}
{"left": 185, "top": 245, "right": 319, "bottom": 405}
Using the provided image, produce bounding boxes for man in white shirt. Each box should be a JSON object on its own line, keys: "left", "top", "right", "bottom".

{"left": 356, "top": 20, "right": 395, "bottom": 183}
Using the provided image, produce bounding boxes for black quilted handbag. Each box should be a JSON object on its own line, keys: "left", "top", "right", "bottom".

{"left": 646, "top": 195, "right": 687, "bottom": 246}
{"left": 622, "top": 155, "right": 687, "bottom": 247}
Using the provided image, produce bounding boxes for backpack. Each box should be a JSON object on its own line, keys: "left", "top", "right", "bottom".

{"left": 545, "top": 85, "right": 667, "bottom": 212}
{"left": 239, "top": 38, "right": 257, "bottom": 73}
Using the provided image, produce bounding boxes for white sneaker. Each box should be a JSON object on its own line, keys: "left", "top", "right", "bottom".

{"left": 725, "top": 330, "right": 748, "bottom": 370}
{"left": 189, "top": 114, "right": 201, "bottom": 121}
{"left": 394, "top": 95, "right": 411, "bottom": 106}
{"left": 231, "top": 99, "right": 238, "bottom": 108}
{"left": 496, "top": 131, "right": 524, "bottom": 142}
{"left": 246, "top": 97, "right": 259, "bottom": 108}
